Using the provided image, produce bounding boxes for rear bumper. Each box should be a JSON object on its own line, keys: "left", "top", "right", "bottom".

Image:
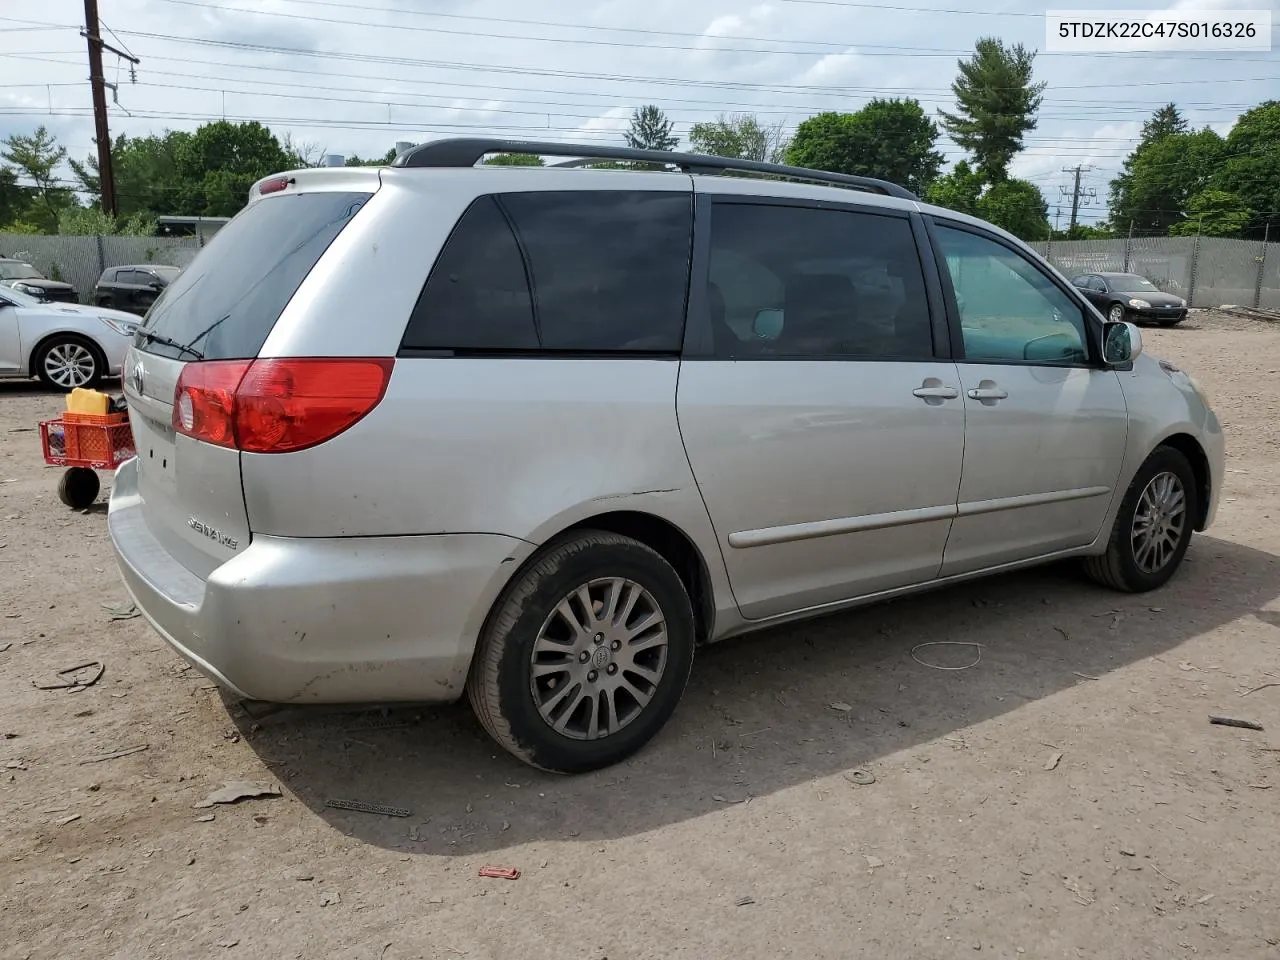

{"left": 108, "top": 457, "right": 534, "bottom": 703}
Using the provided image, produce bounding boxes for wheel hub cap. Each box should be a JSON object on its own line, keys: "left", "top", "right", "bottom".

{"left": 529, "top": 577, "right": 669, "bottom": 741}
{"left": 45, "top": 343, "right": 95, "bottom": 388}
{"left": 1131, "top": 471, "right": 1187, "bottom": 575}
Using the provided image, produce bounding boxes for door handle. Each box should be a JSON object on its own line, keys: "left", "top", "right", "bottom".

{"left": 967, "top": 384, "right": 1009, "bottom": 401}
{"left": 913, "top": 385, "right": 960, "bottom": 400}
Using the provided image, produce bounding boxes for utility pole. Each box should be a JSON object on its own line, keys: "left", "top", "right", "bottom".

{"left": 1059, "top": 164, "right": 1095, "bottom": 234}
{"left": 82, "top": 0, "right": 139, "bottom": 217}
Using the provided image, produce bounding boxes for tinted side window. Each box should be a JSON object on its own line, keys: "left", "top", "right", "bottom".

{"left": 500, "top": 191, "right": 692, "bottom": 352}
{"left": 401, "top": 196, "right": 538, "bottom": 351}
{"left": 705, "top": 203, "right": 933, "bottom": 359}
{"left": 934, "top": 225, "right": 1089, "bottom": 366}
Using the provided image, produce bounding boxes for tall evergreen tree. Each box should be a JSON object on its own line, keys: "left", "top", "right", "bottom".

{"left": 938, "top": 38, "right": 1045, "bottom": 183}
{"left": 624, "top": 105, "right": 679, "bottom": 152}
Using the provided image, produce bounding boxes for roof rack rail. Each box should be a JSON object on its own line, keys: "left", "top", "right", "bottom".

{"left": 390, "top": 138, "right": 919, "bottom": 201}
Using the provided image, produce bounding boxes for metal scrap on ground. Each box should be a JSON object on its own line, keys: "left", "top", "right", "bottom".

{"left": 193, "top": 781, "right": 282, "bottom": 808}
{"left": 325, "top": 798, "right": 412, "bottom": 818}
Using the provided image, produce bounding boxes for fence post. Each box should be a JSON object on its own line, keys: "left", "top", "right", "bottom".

{"left": 1254, "top": 221, "right": 1270, "bottom": 310}
{"left": 94, "top": 233, "right": 106, "bottom": 282}
{"left": 1188, "top": 233, "right": 1202, "bottom": 308}
{"left": 1123, "top": 221, "right": 1133, "bottom": 272}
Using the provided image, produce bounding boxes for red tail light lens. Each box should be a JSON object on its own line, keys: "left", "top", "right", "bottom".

{"left": 173, "top": 358, "right": 394, "bottom": 453}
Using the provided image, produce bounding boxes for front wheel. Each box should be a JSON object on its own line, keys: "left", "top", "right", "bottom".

{"left": 467, "top": 531, "right": 696, "bottom": 773}
{"left": 1083, "top": 447, "right": 1197, "bottom": 592}
{"left": 1107, "top": 303, "right": 1126, "bottom": 323}
{"left": 33, "top": 336, "right": 103, "bottom": 391}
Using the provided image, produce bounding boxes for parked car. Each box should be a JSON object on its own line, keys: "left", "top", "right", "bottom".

{"left": 0, "top": 285, "right": 140, "bottom": 389}
{"left": 109, "top": 139, "right": 1224, "bottom": 774}
{"left": 94, "top": 264, "right": 182, "bottom": 315}
{"left": 1070, "top": 272, "right": 1188, "bottom": 326}
{"left": 0, "top": 258, "right": 78, "bottom": 304}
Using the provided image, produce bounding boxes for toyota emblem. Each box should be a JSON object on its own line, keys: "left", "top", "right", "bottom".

{"left": 131, "top": 360, "right": 145, "bottom": 395}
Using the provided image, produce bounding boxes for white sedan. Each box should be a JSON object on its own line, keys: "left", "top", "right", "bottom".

{"left": 0, "top": 286, "right": 139, "bottom": 390}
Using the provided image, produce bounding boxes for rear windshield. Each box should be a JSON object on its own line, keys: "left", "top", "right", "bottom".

{"left": 135, "top": 190, "right": 370, "bottom": 361}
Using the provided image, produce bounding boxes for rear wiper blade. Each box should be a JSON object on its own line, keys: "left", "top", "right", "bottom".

{"left": 138, "top": 330, "right": 204, "bottom": 361}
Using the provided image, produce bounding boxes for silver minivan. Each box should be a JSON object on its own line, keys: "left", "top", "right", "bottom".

{"left": 109, "top": 139, "right": 1223, "bottom": 773}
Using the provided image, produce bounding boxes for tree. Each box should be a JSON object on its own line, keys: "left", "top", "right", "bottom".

{"left": 0, "top": 167, "right": 33, "bottom": 229}
{"left": 624, "top": 105, "right": 678, "bottom": 152}
{"left": 1213, "top": 100, "right": 1280, "bottom": 238}
{"left": 1169, "top": 189, "right": 1252, "bottom": 237}
{"left": 57, "top": 206, "right": 156, "bottom": 236}
{"left": 70, "top": 132, "right": 189, "bottom": 219}
{"left": 939, "top": 38, "right": 1045, "bottom": 183}
{"left": 483, "top": 153, "right": 545, "bottom": 166}
{"left": 785, "top": 100, "right": 944, "bottom": 195}
{"left": 281, "top": 132, "right": 327, "bottom": 169}
{"left": 924, "top": 160, "right": 983, "bottom": 216}
{"left": 1108, "top": 127, "right": 1224, "bottom": 235}
{"left": 978, "top": 178, "right": 1051, "bottom": 240}
{"left": 689, "top": 113, "right": 788, "bottom": 163}
{"left": 172, "top": 121, "right": 294, "bottom": 217}
{"left": 344, "top": 147, "right": 399, "bottom": 167}
{"left": 1141, "top": 103, "right": 1188, "bottom": 143}
{"left": 1, "top": 126, "right": 76, "bottom": 232}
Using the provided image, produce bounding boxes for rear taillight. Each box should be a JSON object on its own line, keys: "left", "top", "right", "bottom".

{"left": 173, "top": 358, "right": 393, "bottom": 453}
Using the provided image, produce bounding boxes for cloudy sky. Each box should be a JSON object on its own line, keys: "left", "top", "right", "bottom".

{"left": 2, "top": 0, "right": 1277, "bottom": 225}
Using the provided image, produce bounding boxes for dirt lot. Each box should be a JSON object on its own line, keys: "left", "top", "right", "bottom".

{"left": 2, "top": 311, "right": 1279, "bottom": 960}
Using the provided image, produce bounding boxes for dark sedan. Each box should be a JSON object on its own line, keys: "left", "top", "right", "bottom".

{"left": 1070, "top": 272, "right": 1188, "bottom": 327}
{"left": 93, "top": 264, "right": 182, "bottom": 315}
{"left": 0, "top": 258, "right": 78, "bottom": 303}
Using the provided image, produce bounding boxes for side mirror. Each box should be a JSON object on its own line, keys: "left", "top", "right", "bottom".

{"left": 1103, "top": 321, "right": 1143, "bottom": 366}
{"left": 752, "top": 308, "right": 783, "bottom": 340}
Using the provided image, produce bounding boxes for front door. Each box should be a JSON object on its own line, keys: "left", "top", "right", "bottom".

{"left": 678, "top": 196, "right": 965, "bottom": 620}
{"left": 930, "top": 223, "right": 1129, "bottom": 575}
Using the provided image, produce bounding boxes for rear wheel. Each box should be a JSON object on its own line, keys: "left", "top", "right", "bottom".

{"left": 1083, "top": 447, "right": 1197, "bottom": 592}
{"left": 467, "top": 531, "right": 696, "bottom": 773}
{"left": 33, "top": 336, "right": 102, "bottom": 391}
{"left": 57, "top": 467, "right": 100, "bottom": 509}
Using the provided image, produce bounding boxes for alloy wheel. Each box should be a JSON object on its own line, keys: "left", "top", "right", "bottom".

{"left": 43, "top": 342, "right": 97, "bottom": 388}
{"left": 529, "top": 577, "right": 669, "bottom": 741}
{"left": 1130, "top": 470, "right": 1187, "bottom": 574}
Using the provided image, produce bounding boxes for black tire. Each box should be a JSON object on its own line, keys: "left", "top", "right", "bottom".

{"left": 467, "top": 530, "right": 696, "bottom": 774}
{"left": 32, "top": 335, "right": 103, "bottom": 392}
{"left": 57, "top": 467, "right": 100, "bottom": 509}
{"left": 1107, "top": 303, "right": 1127, "bottom": 324}
{"left": 1083, "top": 447, "right": 1198, "bottom": 593}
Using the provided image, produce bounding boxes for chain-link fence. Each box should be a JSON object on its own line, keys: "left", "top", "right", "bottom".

{"left": 0, "top": 233, "right": 202, "bottom": 304}
{"left": 1032, "top": 236, "right": 1279, "bottom": 310}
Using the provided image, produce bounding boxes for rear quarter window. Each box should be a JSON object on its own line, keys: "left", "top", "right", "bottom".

{"left": 402, "top": 190, "right": 692, "bottom": 354}
{"left": 136, "top": 191, "right": 370, "bottom": 361}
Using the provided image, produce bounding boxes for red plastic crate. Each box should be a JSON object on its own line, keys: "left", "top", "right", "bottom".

{"left": 39, "top": 416, "right": 136, "bottom": 469}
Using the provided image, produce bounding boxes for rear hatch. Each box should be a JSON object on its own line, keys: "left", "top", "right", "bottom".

{"left": 124, "top": 183, "right": 374, "bottom": 576}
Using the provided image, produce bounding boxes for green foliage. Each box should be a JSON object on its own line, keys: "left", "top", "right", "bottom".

{"left": 1108, "top": 126, "right": 1224, "bottom": 235}
{"left": 0, "top": 167, "right": 33, "bottom": 229}
{"left": 925, "top": 160, "right": 984, "bottom": 216}
{"left": 344, "top": 147, "right": 400, "bottom": 167}
{"left": 624, "top": 105, "right": 678, "bottom": 152}
{"left": 57, "top": 206, "right": 156, "bottom": 236}
{"left": 1053, "top": 224, "right": 1114, "bottom": 240}
{"left": 70, "top": 132, "right": 187, "bottom": 219}
{"left": 978, "top": 178, "right": 1051, "bottom": 240}
{"left": 689, "top": 113, "right": 788, "bottom": 163}
{"left": 938, "top": 38, "right": 1045, "bottom": 183}
{"left": 1, "top": 125, "right": 76, "bottom": 232}
{"left": 1169, "top": 190, "right": 1252, "bottom": 237}
{"left": 1214, "top": 100, "right": 1280, "bottom": 238}
{"left": 785, "top": 100, "right": 943, "bottom": 195}
{"left": 1142, "top": 104, "right": 1188, "bottom": 143}
{"left": 483, "top": 153, "right": 545, "bottom": 166}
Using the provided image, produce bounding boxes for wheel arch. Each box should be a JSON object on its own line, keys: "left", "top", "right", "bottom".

{"left": 1156, "top": 432, "right": 1211, "bottom": 531}
{"left": 27, "top": 329, "right": 107, "bottom": 380}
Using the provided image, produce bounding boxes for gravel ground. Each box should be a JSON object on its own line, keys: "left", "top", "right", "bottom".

{"left": 2, "top": 310, "right": 1279, "bottom": 960}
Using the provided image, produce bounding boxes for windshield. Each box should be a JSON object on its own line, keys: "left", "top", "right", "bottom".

{"left": 1111, "top": 275, "right": 1159, "bottom": 293}
{"left": 0, "top": 262, "right": 43, "bottom": 281}
{"left": 137, "top": 191, "right": 371, "bottom": 361}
